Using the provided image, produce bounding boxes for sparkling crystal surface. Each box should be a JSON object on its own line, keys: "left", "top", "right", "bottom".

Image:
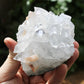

{"left": 14, "top": 7, "right": 75, "bottom": 76}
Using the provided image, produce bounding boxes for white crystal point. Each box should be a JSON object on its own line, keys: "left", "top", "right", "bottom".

{"left": 14, "top": 7, "right": 75, "bottom": 76}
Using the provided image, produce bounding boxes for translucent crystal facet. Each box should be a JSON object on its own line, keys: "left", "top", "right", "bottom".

{"left": 14, "top": 7, "right": 75, "bottom": 76}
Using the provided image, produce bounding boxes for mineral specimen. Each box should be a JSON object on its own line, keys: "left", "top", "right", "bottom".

{"left": 14, "top": 7, "right": 75, "bottom": 76}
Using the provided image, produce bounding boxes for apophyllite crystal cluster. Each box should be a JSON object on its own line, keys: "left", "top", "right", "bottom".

{"left": 14, "top": 7, "right": 75, "bottom": 76}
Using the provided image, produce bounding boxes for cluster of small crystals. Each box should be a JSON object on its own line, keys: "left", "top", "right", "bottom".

{"left": 14, "top": 7, "right": 75, "bottom": 76}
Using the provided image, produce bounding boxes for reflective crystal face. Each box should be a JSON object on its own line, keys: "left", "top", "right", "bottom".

{"left": 14, "top": 7, "right": 75, "bottom": 76}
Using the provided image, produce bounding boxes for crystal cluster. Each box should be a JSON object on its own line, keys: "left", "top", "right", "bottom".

{"left": 14, "top": 7, "right": 75, "bottom": 76}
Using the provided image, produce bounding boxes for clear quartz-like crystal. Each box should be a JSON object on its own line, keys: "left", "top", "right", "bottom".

{"left": 14, "top": 7, "right": 75, "bottom": 76}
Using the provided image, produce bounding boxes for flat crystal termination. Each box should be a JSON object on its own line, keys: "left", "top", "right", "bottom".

{"left": 14, "top": 7, "right": 75, "bottom": 76}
